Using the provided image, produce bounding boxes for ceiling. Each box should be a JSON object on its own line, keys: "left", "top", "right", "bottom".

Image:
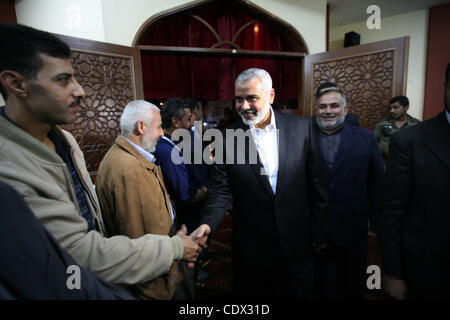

{"left": 328, "top": 0, "right": 450, "bottom": 27}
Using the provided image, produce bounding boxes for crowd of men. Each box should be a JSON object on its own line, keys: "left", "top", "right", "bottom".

{"left": 0, "top": 23, "right": 449, "bottom": 300}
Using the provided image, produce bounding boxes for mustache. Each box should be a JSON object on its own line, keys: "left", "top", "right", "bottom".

{"left": 70, "top": 98, "right": 82, "bottom": 107}
{"left": 240, "top": 109, "right": 257, "bottom": 115}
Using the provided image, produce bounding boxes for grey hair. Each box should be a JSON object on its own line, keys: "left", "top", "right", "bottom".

{"left": 235, "top": 68, "right": 272, "bottom": 94}
{"left": 120, "top": 100, "right": 160, "bottom": 137}
{"left": 315, "top": 88, "right": 347, "bottom": 108}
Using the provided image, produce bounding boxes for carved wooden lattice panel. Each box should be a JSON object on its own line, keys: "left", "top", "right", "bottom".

{"left": 66, "top": 52, "right": 135, "bottom": 174}
{"left": 303, "top": 37, "right": 409, "bottom": 130}
{"left": 312, "top": 51, "right": 394, "bottom": 130}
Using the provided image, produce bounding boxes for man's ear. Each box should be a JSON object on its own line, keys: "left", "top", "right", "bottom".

{"left": 135, "top": 120, "right": 145, "bottom": 136}
{"left": 171, "top": 116, "right": 179, "bottom": 129}
{"left": 269, "top": 88, "right": 275, "bottom": 104}
{"left": 344, "top": 105, "right": 349, "bottom": 115}
{"left": 0, "top": 71, "right": 28, "bottom": 98}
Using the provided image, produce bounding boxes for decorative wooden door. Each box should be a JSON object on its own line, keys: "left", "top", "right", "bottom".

{"left": 54, "top": 34, "right": 144, "bottom": 182}
{"left": 303, "top": 37, "right": 409, "bottom": 129}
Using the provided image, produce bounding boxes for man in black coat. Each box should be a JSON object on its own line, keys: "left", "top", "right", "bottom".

{"left": 0, "top": 180, "right": 135, "bottom": 300}
{"left": 311, "top": 88, "right": 384, "bottom": 299}
{"left": 377, "top": 62, "right": 450, "bottom": 299}
{"left": 192, "top": 68, "right": 329, "bottom": 299}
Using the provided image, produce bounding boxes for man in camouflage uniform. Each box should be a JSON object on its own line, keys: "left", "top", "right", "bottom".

{"left": 374, "top": 96, "right": 420, "bottom": 164}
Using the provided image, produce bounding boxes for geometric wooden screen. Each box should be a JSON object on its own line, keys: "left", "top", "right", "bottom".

{"left": 53, "top": 34, "right": 144, "bottom": 181}
{"left": 303, "top": 37, "right": 409, "bottom": 130}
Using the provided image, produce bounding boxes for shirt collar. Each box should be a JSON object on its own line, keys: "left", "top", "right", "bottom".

{"left": 123, "top": 136, "right": 156, "bottom": 163}
{"left": 250, "top": 107, "right": 277, "bottom": 134}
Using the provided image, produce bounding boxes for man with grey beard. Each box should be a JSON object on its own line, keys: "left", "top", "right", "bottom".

{"left": 311, "top": 88, "right": 383, "bottom": 299}
{"left": 192, "top": 68, "right": 329, "bottom": 299}
{"left": 95, "top": 100, "right": 204, "bottom": 299}
{"left": 378, "top": 62, "right": 450, "bottom": 299}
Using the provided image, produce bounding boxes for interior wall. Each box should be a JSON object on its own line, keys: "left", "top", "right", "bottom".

{"left": 101, "top": 0, "right": 326, "bottom": 54}
{"left": 329, "top": 9, "right": 429, "bottom": 120}
{"left": 14, "top": 0, "right": 326, "bottom": 55}
{"left": 15, "top": 0, "right": 106, "bottom": 42}
{"left": 423, "top": 3, "right": 450, "bottom": 120}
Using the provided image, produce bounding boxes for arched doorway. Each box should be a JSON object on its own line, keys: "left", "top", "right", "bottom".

{"left": 133, "top": 0, "right": 308, "bottom": 126}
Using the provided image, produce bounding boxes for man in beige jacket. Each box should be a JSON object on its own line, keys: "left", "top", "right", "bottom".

{"left": 96, "top": 100, "right": 188, "bottom": 299}
{"left": 0, "top": 24, "right": 202, "bottom": 292}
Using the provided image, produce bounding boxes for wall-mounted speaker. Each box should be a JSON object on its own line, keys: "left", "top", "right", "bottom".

{"left": 344, "top": 31, "right": 360, "bottom": 47}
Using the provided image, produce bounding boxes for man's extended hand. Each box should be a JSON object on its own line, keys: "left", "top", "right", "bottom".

{"left": 383, "top": 273, "right": 408, "bottom": 299}
{"left": 191, "top": 224, "right": 211, "bottom": 248}
{"left": 176, "top": 224, "right": 201, "bottom": 268}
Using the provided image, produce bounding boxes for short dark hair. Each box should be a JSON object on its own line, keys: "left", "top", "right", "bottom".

{"left": 0, "top": 23, "right": 71, "bottom": 98}
{"left": 161, "top": 98, "right": 187, "bottom": 129}
{"left": 184, "top": 97, "right": 200, "bottom": 113}
{"left": 315, "top": 82, "right": 338, "bottom": 98}
{"left": 389, "top": 96, "right": 409, "bottom": 107}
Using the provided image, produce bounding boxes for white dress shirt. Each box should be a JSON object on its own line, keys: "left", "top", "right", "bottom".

{"left": 249, "top": 108, "right": 279, "bottom": 194}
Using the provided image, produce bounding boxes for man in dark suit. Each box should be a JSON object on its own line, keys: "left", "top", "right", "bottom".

{"left": 0, "top": 180, "right": 135, "bottom": 300}
{"left": 378, "top": 63, "right": 450, "bottom": 299}
{"left": 378, "top": 62, "right": 450, "bottom": 299}
{"left": 313, "top": 82, "right": 360, "bottom": 127}
{"left": 192, "top": 68, "right": 329, "bottom": 299}
{"left": 311, "top": 88, "right": 384, "bottom": 299}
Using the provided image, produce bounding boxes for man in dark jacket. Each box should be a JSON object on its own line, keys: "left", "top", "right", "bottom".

{"left": 192, "top": 68, "right": 329, "bottom": 299}
{"left": 0, "top": 180, "right": 135, "bottom": 300}
{"left": 311, "top": 88, "right": 384, "bottom": 299}
{"left": 378, "top": 62, "right": 450, "bottom": 299}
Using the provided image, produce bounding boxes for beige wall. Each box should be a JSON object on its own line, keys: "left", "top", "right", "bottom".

{"left": 102, "top": 0, "right": 326, "bottom": 54}
{"left": 15, "top": 0, "right": 106, "bottom": 41}
{"left": 15, "top": 0, "right": 327, "bottom": 54}
{"left": 329, "top": 10, "right": 429, "bottom": 120}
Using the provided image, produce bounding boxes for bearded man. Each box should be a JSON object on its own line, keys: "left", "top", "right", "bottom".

{"left": 311, "top": 88, "right": 384, "bottom": 299}
{"left": 192, "top": 68, "right": 329, "bottom": 299}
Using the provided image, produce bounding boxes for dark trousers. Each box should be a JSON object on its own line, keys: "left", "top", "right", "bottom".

{"left": 312, "top": 237, "right": 368, "bottom": 299}
{"left": 403, "top": 247, "right": 450, "bottom": 299}
{"left": 232, "top": 261, "right": 314, "bottom": 300}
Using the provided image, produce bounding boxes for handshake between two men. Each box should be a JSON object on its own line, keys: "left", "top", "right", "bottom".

{"left": 178, "top": 224, "right": 211, "bottom": 268}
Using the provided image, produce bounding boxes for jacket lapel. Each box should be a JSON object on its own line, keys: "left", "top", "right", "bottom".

{"left": 237, "top": 120, "right": 275, "bottom": 199}
{"left": 312, "top": 118, "right": 333, "bottom": 177}
{"left": 330, "top": 124, "right": 356, "bottom": 176}
{"left": 424, "top": 112, "right": 450, "bottom": 169}
{"left": 274, "top": 113, "right": 288, "bottom": 197}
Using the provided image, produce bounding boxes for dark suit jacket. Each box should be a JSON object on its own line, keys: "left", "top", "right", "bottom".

{"left": 312, "top": 122, "right": 384, "bottom": 246}
{"left": 201, "top": 112, "right": 328, "bottom": 275}
{"left": 0, "top": 181, "right": 135, "bottom": 300}
{"left": 378, "top": 112, "right": 450, "bottom": 281}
